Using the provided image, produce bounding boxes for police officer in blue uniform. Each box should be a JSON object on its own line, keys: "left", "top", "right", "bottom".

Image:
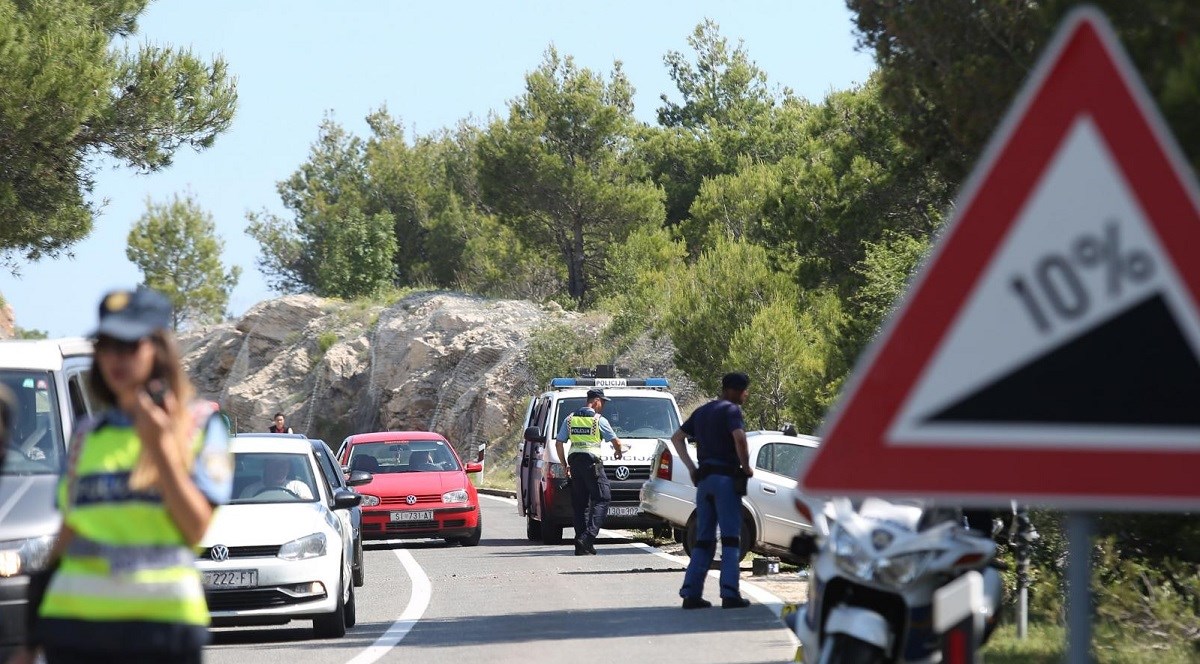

{"left": 554, "top": 389, "right": 623, "bottom": 556}
{"left": 669, "top": 372, "right": 754, "bottom": 609}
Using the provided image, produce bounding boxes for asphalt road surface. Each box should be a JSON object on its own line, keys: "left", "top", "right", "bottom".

{"left": 204, "top": 494, "right": 798, "bottom": 664}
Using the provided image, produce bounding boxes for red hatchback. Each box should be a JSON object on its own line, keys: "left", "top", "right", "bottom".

{"left": 336, "top": 431, "right": 483, "bottom": 546}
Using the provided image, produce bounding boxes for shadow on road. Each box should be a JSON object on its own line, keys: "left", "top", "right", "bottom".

{"left": 392, "top": 604, "right": 779, "bottom": 648}
{"left": 362, "top": 539, "right": 449, "bottom": 552}
{"left": 209, "top": 624, "right": 381, "bottom": 650}
{"left": 560, "top": 567, "right": 681, "bottom": 575}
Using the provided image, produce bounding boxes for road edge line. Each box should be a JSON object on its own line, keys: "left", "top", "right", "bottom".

{"left": 343, "top": 549, "right": 432, "bottom": 664}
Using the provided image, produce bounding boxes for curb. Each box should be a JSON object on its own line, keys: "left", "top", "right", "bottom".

{"left": 477, "top": 487, "right": 517, "bottom": 499}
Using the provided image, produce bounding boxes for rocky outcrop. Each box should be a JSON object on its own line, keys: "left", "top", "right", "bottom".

{"left": 0, "top": 294, "right": 14, "bottom": 340}
{"left": 179, "top": 291, "right": 578, "bottom": 462}
{"left": 179, "top": 290, "right": 702, "bottom": 469}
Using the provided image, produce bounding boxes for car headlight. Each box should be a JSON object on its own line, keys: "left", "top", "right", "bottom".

{"left": 876, "top": 551, "right": 934, "bottom": 587}
{"left": 442, "top": 489, "right": 468, "bottom": 504}
{"left": 358, "top": 494, "right": 380, "bottom": 507}
{"left": 832, "top": 527, "right": 874, "bottom": 580}
{"left": 0, "top": 536, "right": 55, "bottom": 577}
{"left": 278, "top": 533, "right": 327, "bottom": 560}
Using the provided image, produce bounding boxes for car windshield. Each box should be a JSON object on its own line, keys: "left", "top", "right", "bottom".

{"left": 555, "top": 396, "right": 680, "bottom": 439}
{"left": 347, "top": 440, "right": 460, "bottom": 474}
{"left": 2, "top": 370, "right": 65, "bottom": 476}
{"left": 230, "top": 452, "right": 319, "bottom": 504}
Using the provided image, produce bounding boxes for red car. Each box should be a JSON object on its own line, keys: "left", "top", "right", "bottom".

{"left": 336, "top": 431, "right": 483, "bottom": 546}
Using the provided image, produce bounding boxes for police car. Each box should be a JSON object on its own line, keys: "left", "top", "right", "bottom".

{"left": 515, "top": 369, "right": 679, "bottom": 544}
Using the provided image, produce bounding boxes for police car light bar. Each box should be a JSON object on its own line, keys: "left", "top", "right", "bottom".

{"left": 549, "top": 377, "right": 669, "bottom": 389}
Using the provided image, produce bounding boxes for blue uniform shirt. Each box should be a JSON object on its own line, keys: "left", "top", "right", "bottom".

{"left": 555, "top": 406, "right": 617, "bottom": 443}
{"left": 680, "top": 399, "right": 745, "bottom": 467}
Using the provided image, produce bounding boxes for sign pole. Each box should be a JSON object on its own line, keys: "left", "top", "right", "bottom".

{"left": 1066, "top": 512, "right": 1093, "bottom": 664}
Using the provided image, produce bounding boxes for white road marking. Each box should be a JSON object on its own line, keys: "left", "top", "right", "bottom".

{"left": 482, "top": 491, "right": 795, "bottom": 641}
{"left": 343, "top": 549, "right": 431, "bottom": 664}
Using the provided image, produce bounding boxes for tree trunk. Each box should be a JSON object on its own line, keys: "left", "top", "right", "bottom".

{"left": 568, "top": 218, "right": 586, "bottom": 303}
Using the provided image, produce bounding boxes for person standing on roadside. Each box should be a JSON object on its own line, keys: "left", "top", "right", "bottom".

{"left": 669, "top": 372, "right": 754, "bottom": 609}
{"left": 555, "top": 388, "right": 624, "bottom": 556}
{"left": 268, "top": 411, "right": 293, "bottom": 434}
{"left": 10, "top": 287, "right": 232, "bottom": 664}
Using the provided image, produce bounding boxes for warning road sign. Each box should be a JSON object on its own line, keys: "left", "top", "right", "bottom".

{"left": 800, "top": 8, "right": 1200, "bottom": 509}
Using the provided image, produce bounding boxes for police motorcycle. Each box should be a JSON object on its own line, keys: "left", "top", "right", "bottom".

{"left": 789, "top": 495, "right": 1002, "bottom": 663}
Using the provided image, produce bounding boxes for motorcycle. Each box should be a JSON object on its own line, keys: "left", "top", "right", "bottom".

{"left": 789, "top": 496, "right": 1002, "bottom": 663}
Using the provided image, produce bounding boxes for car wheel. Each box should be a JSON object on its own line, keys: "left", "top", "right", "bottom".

{"left": 313, "top": 573, "right": 347, "bottom": 639}
{"left": 540, "top": 520, "right": 564, "bottom": 545}
{"left": 683, "top": 512, "right": 752, "bottom": 563}
{"left": 460, "top": 516, "right": 482, "bottom": 547}
{"left": 526, "top": 515, "right": 542, "bottom": 541}
{"left": 344, "top": 582, "right": 357, "bottom": 628}
{"left": 352, "top": 539, "right": 365, "bottom": 588}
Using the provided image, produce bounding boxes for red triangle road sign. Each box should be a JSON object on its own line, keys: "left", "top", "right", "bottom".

{"left": 800, "top": 8, "right": 1200, "bottom": 509}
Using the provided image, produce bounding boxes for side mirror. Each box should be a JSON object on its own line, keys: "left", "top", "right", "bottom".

{"left": 346, "top": 470, "right": 373, "bottom": 487}
{"left": 523, "top": 426, "right": 545, "bottom": 443}
{"left": 332, "top": 488, "right": 362, "bottom": 510}
{"left": 464, "top": 462, "right": 483, "bottom": 474}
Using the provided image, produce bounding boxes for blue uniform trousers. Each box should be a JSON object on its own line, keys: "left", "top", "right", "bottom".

{"left": 567, "top": 452, "right": 610, "bottom": 542}
{"left": 680, "top": 473, "right": 742, "bottom": 600}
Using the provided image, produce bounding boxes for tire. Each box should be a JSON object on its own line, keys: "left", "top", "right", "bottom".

{"left": 313, "top": 574, "right": 347, "bottom": 639}
{"left": 539, "top": 492, "right": 563, "bottom": 545}
{"left": 344, "top": 583, "right": 357, "bottom": 628}
{"left": 683, "top": 511, "right": 752, "bottom": 563}
{"left": 817, "top": 634, "right": 885, "bottom": 664}
{"left": 352, "top": 539, "right": 365, "bottom": 587}
{"left": 540, "top": 519, "right": 564, "bottom": 545}
{"left": 526, "top": 515, "right": 542, "bottom": 541}
{"left": 460, "top": 516, "right": 482, "bottom": 547}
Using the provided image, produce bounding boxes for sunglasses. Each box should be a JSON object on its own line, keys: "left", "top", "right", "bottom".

{"left": 94, "top": 336, "right": 147, "bottom": 355}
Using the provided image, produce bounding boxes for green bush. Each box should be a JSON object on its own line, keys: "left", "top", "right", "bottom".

{"left": 317, "top": 331, "right": 338, "bottom": 354}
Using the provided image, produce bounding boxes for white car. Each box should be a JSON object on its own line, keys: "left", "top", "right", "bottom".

{"left": 639, "top": 430, "right": 819, "bottom": 563}
{"left": 197, "top": 435, "right": 364, "bottom": 638}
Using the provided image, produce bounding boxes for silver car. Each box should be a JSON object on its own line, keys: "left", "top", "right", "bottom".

{"left": 640, "top": 430, "right": 819, "bottom": 563}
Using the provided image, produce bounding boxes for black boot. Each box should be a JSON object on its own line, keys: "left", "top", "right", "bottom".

{"left": 582, "top": 535, "right": 597, "bottom": 555}
{"left": 574, "top": 538, "right": 588, "bottom": 556}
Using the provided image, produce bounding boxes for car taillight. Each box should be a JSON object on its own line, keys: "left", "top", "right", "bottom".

{"left": 656, "top": 448, "right": 672, "bottom": 480}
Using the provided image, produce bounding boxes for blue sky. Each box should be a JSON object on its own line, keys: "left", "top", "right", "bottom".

{"left": 0, "top": 0, "right": 875, "bottom": 338}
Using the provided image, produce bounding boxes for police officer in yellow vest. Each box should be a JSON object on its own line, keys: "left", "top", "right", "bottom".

{"left": 16, "top": 287, "right": 232, "bottom": 664}
{"left": 554, "top": 389, "right": 623, "bottom": 556}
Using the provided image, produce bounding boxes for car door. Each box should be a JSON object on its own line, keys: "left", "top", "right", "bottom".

{"left": 752, "top": 440, "right": 817, "bottom": 547}
{"left": 517, "top": 397, "right": 538, "bottom": 515}
{"left": 314, "top": 444, "right": 360, "bottom": 566}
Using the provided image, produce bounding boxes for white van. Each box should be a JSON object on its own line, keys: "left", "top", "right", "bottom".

{"left": 0, "top": 338, "right": 95, "bottom": 656}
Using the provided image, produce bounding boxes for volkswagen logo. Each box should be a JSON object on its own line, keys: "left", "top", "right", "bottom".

{"left": 210, "top": 544, "right": 229, "bottom": 562}
{"left": 614, "top": 465, "right": 630, "bottom": 481}
{"left": 405, "top": 495, "right": 418, "bottom": 505}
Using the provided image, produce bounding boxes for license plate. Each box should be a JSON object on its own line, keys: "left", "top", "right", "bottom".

{"left": 202, "top": 569, "right": 257, "bottom": 589}
{"left": 607, "top": 506, "right": 641, "bottom": 517}
{"left": 391, "top": 510, "right": 434, "bottom": 522}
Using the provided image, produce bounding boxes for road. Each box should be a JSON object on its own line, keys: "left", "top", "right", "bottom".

{"left": 205, "top": 494, "right": 798, "bottom": 664}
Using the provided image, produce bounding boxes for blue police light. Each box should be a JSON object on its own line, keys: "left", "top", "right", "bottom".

{"left": 645, "top": 378, "right": 669, "bottom": 387}
{"left": 550, "top": 378, "right": 577, "bottom": 388}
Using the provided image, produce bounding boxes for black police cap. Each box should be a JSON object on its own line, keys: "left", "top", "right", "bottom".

{"left": 92, "top": 287, "right": 173, "bottom": 342}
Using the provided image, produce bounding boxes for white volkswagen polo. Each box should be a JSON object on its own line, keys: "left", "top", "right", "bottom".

{"left": 196, "top": 435, "right": 364, "bottom": 638}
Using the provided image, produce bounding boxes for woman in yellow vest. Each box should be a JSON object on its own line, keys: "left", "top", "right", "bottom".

{"left": 16, "top": 287, "right": 232, "bottom": 664}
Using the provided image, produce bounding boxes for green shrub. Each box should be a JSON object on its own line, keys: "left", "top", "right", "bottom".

{"left": 317, "top": 331, "right": 338, "bottom": 354}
